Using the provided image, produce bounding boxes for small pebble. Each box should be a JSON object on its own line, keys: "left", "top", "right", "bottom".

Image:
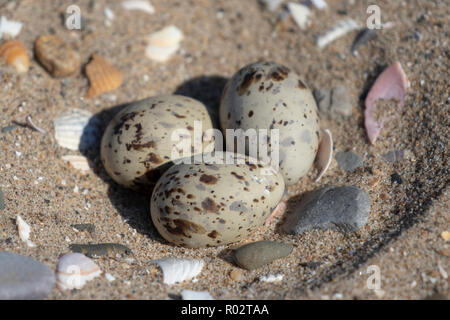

{"left": 229, "top": 269, "right": 244, "bottom": 281}
{"left": 1, "top": 125, "right": 16, "bottom": 133}
{"left": 0, "top": 187, "right": 5, "bottom": 210}
{"left": 382, "top": 150, "right": 404, "bottom": 163}
{"left": 0, "top": 251, "right": 55, "bottom": 299}
{"left": 34, "top": 34, "right": 80, "bottom": 77}
{"left": 71, "top": 223, "right": 95, "bottom": 235}
{"left": 330, "top": 86, "right": 352, "bottom": 117}
{"left": 232, "top": 240, "right": 293, "bottom": 270}
{"left": 314, "top": 86, "right": 352, "bottom": 118}
{"left": 314, "top": 88, "right": 331, "bottom": 114}
{"left": 282, "top": 186, "right": 371, "bottom": 234}
{"left": 390, "top": 173, "right": 403, "bottom": 184}
{"left": 335, "top": 151, "right": 363, "bottom": 172}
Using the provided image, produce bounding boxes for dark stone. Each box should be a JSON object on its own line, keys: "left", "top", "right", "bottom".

{"left": 282, "top": 186, "right": 371, "bottom": 235}
{"left": 391, "top": 173, "right": 403, "bottom": 184}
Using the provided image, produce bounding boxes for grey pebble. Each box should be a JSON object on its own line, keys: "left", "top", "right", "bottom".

{"left": 330, "top": 86, "right": 352, "bottom": 117}
{"left": 335, "top": 151, "right": 363, "bottom": 172}
{"left": 382, "top": 150, "right": 404, "bottom": 163}
{"left": 313, "top": 88, "right": 331, "bottom": 115}
{"left": 233, "top": 240, "right": 293, "bottom": 270}
{"left": 1, "top": 126, "right": 16, "bottom": 134}
{"left": 282, "top": 186, "right": 371, "bottom": 235}
{"left": 0, "top": 251, "right": 55, "bottom": 299}
{"left": 0, "top": 187, "right": 4, "bottom": 210}
{"left": 314, "top": 86, "right": 352, "bottom": 118}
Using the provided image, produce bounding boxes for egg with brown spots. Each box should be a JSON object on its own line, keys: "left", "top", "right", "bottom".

{"left": 101, "top": 95, "right": 214, "bottom": 193}
{"left": 220, "top": 61, "right": 320, "bottom": 185}
{"left": 150, "top": 152, "right": 285, "bottom": 248}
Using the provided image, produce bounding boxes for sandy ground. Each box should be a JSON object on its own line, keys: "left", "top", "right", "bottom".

{"left": 0, "top": 0, "right": 448, "bottom": 299}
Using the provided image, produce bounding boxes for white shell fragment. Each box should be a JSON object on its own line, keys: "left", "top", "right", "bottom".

{"left": 146, "top": 25, "right": 183, "bottom": 63}
{"left": 56, "top": 253, "right": 102, "bottom": 291}
{"left": 287, "top": 2, "right": 311, "bottom": 29}
{"left": 16, "top": 215, "right": 36, "bottom": 248}
{"left": 121, "top": 1, "right": 155, "bottom": 14}
{"left": 54, "top": 109, "right": 101, "bottom": 151}
{"left": 104, "top": 8, "right": 115, "bottom": 27}
{"left": 181, "top": 290, "right": 214, "bottom": 300}
{"left": 148, "top": 25, "right": 183, "bottom": 47}
{"left": 105, "top": 273, "right": 116, "bottom": 282}
{"left": 316, "top": 19, "right": 360, "bottom": 48}
{"left": 259, "top": 274, "right": 284, "bottom": 282}
{"left": 0, "top": 16, "right": 23, "bottom": 39}
{"left": 61, "top": 155, "right": 91, "bottom": 174}
{"left": 153, "top": 258, "right": 204, "bottom": 285}
{"left": 311, "top": 0, "right": 328, "bottom": 10}
{"left": 314, "top": 129, "right": 333, "bottom": 182}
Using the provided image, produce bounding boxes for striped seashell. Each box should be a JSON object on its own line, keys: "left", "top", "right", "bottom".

{"left": 0, "top": 40, "right": 29, "bottom": 73}
{"left": 153, "top": 258, "right": 204, "bottom": 285}
{"left": 85, "top": 54, "right": 122, "bottom": 98}
{"left": 56, "top": 253, "right": 102, "bottom": 291}
{"left": 54, "top": 109, "right": 101, "bottom": 151}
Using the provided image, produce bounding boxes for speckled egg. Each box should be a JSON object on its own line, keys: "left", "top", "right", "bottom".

{"left": 150, "top": 152, "right": 285, "bottom": 248}
{"left": 101, "top": 95, "right": 214, "bottom": 192}
{"left": 220, "top": 61, "right": 320, "bottom": 185}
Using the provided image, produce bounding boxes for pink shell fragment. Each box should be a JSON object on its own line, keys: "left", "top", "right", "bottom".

{"left": 364, "top": 62, "right": 409, "bottom": 144}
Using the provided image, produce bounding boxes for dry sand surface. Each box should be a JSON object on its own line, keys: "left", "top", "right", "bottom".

{"left": 0, "top": 0, "right": 448, "bottom": 299}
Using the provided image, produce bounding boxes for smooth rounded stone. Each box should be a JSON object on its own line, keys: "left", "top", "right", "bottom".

{"left": 232, "top": 240, "right": 293, "bottom": 270}
{"left": 335, "top": 151, "right": 363, "bottom": 172}
{"left": 282, "top": 186, "right": 371, "bottom": 235}
{"left": 0, "top": 251, "right": 55, "bottom": 299}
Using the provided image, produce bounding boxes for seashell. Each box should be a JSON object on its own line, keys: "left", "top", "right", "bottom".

{"left": 152, "top": 258, "right": 204, "bottom": 285}
{"left": 364, "top": 62, "right": 409, "bottom": 144}
{"left": 105, "top": 273, "right": 115, "bottom": 282}
{"left": 121, "top": 1, "right": 155, "bottom": 14}
{"left": 259, "top": 274, "right": 284, "bottom": 282}
{"left": 61, "top": 155, "right": 91, "bottom": 174}
{"left": 146, "top": 25, "right": 183, "bottom": 63}
{"left": 16, "top": 215, "right": 36, "bottom": 247}
{"left": 54, "top": 109, "right": 101, "bottom": 151}
{"left": 314, "top": 129, "right": 333, "bottom": 182}
{"left": 287, "top": 2, "right": 311, "bottom": 29}
{"left": 0, "top": 16, "right": 23, "bottom": 39}
{"left": 34, "top": 35, "right": 80, "bottom": 78}
{"left": 316, "top": 19, "right": 360, "bottom": 48}
{"left": 0, "top": 40, "right": 29, "bottom": 73}
{"left": 145, "top": 44, "right": 179, "bottom": 62}
{"left": 56, "top": 253, "right": 102, "bottom": 291}
{"left": 181, "top": 290, "right": 214, "bottom": 300}
{"left": 147, "top": 25, "right": 183, "bottom": 48}
{"left": 85, "top": 54, "right": 123, "bottom": 98}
